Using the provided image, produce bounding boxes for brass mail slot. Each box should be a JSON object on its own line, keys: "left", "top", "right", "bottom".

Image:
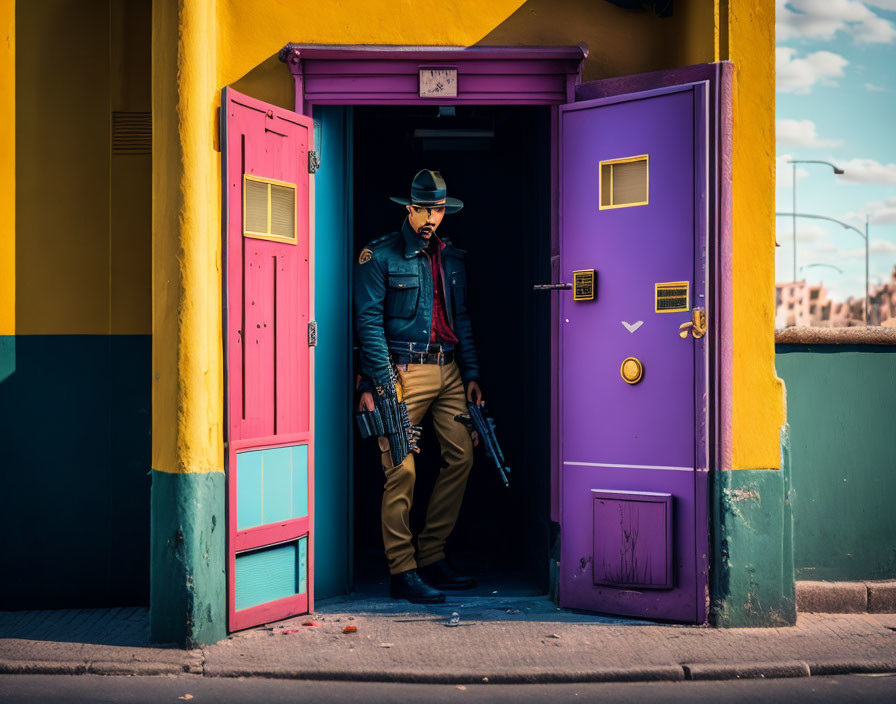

{"left": 655, "top": 281, "right": 689, "bottom": 313}
{"left": 573, "top": 269, "right": 596, "bottom": 302}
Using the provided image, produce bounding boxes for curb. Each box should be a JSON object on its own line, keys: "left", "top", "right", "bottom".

{"left": 796, "top": 580, "right": 896, "bottom": 614}
{"left": 0, "top": 661, "right": 89, "bottom": 676}
{"left": 3, "top": 659, "right": 895, "bottom": 684}
{"left": 0, "top": 660, "right": 192, "bottom": 677}
{"left": 202, "top": 664, "right": 685, "bottom": 684}
{"left": 682, "top": 661, "right": 810, "bottom": 680}
{"left": 808, "top": 661, "right": 896, "bottom": 676}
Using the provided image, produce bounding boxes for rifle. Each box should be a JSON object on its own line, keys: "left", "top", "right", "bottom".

{"left": 455, "top": 404, "right": 511, "bottom": 488}
{"left": 355, "top": 365, "right": 421, "bottom": 467}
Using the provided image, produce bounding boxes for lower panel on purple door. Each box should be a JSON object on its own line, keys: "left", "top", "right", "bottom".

{"left": 592, "top": 490, "right": 673, "bottom": 589}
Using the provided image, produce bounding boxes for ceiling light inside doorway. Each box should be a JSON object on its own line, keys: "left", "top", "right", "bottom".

{"left": 413, "top": 128, "right": 495, "bottom": 152}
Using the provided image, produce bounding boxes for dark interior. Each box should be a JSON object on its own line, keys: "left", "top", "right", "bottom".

{"left": 351, "top": 105, "right": 553, "bottom": 595}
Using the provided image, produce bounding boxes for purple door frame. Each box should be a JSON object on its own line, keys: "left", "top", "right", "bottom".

{"left": 277, "top": 45, "right": 730, "bottom": 623}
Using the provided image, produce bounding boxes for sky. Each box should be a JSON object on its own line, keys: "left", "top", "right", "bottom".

{"left": 775, "top": 0, "right": 896, "bottom": 301}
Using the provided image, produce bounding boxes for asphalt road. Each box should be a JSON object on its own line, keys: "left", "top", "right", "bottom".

{"left": 1, "top": 674, "right": 895, "bottom": 703}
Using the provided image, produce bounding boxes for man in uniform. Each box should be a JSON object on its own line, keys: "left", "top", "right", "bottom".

{"left": 354, "top": 169, "right": 483, "bottom": 604}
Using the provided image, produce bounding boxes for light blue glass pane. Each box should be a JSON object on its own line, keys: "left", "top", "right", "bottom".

{"left": 292, "top": 445, "right": 309, "bottom": 519}
{"left": 298, "top": 536, "right": 307, "bottom": 595}
{"left": 262, "top": 446, "right": 293, "bottom": 524}
{"left": 236, "top": 450, "right": 263, "bottom": 530}
{"left": 235, "top": 542, "right": 298, "bottom": 611}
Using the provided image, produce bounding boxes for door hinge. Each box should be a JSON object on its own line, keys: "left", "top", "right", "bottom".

{"left": 308, "top": 150, "right": 320, "bottom": 174}
{"left": 308, "top": 320, "right": 318, "bottom": 347}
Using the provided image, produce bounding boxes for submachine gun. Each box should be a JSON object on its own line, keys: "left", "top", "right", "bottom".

{"left": 455, "top": 404, "right": 511, "bottom": 488}
{"left": 355, "top": 366, "right": 421, "bottom": 467}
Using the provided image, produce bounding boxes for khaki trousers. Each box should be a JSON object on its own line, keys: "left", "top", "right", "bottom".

{"left": 377, "top": 361, "right": 473, "bottom": 575}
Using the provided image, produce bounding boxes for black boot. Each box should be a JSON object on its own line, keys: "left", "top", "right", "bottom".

{"left": 390, "top": 569, "right": 446, "bottom": 604}
{"left": 418, "top": 559, "right": 477, "bottom": 590}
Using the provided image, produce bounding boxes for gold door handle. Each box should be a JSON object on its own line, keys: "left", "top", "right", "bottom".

{"left": 679, "top": 308, "right": 707, "bottom": 339}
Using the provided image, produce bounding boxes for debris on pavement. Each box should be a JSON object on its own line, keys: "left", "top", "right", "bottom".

{"left": 342, "top": 624, "right": 358, "bottom": 633}
{"left": 302, "top": 621, "right": 322, "bottom": 627}
{"left": 177, "top": 696, "right": 193, "bottom": 701}
{"left": 445, "top": 612, "right": 461, "bottom": 627}
{"left": 456, "top": 685, "right": 467, "bottom": 690}
{"left": 378, "top": 642, "right": 393, "bottom": 648}
{"left": 547, "top": 633, "right": 561, "bottom": 639}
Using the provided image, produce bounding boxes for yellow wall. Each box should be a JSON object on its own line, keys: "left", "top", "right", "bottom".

{"left": 15, "top": 0, "right": 110, "bottom": 334}
{"left": 723, "top": 0, "right": 785, "bottom": 469}
{"left": 110, "top": 0, "right": 152, "bottom": 335}
{"left": 0, "top": 0, "right": 13, "bottom": 336}
{"left": 476, "top": 0, "right": 716, "bottom": 79}
{"left": 152, "top": 0, "right": 223, "bottom": 474}
{"left": 0, "top": 0, "right": 781, "bottom": 473}
{"left": 12, "top": 0, "right": 151, "bottom": 336}
{"left": 147, "top": 0, "right": 777, "bottom": 473}
{"left": 229, "top": 0, "right": 718, "bottom": 109}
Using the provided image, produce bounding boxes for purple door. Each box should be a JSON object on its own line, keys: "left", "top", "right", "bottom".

{"left": 558, "top": 83, "right": 708, "bottom": 623}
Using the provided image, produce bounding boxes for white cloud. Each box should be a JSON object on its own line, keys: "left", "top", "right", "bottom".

{"left": 864, "top": 82, "right": 893, "bottom": 92}
{"left": 776, "top": 154, "right": 810, "bottom": 190}
{"left": 840, "top": 240, "right": 896, "bottom": 257}
{"left": 865, "top": 0, "right": 896, "bottom": 9}
{"left": 777, "top": 221, "right": 830, "bottom": 243}
{"left": 845, "top": 196, "right": 896, "bottom": 225}
{"left": 777, "top": 0, "right": 896, "bottom": 44}
{"left": 837, "top": 158, "right": 896, "bottom": 184}
{"left": 776, "top": 119, "right": 844, "bottom": 148}
{"left": 776, "top": 47, "right": 849, "bottom": 94}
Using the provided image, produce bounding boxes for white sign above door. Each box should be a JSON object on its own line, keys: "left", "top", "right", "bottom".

{"left": 419, "top": 68, "right": 458, "bottom": 98}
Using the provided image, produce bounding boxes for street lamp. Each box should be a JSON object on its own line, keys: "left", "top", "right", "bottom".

{"left": 800, "top": 263, "right": 844, "bottom": 275}
{"left": 776, "top": 212, "right": 870, "bottom": 324}
{"left": 787, "top": 159, "right": 844, "bottom": 283}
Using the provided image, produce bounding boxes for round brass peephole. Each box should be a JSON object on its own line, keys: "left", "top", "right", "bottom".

{"left": 620, "top": 357, "right": 644, "bottom": 385}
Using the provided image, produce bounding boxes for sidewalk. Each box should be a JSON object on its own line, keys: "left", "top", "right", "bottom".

{"left": 2, "top": 597, "right": 895, "bottom": 684}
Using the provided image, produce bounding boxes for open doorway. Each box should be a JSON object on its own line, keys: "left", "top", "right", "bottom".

{"left": 349, "top": 105, "right": 553, "bottom": 597}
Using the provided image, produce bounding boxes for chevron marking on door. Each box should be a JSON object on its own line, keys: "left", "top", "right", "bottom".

{"left": 621, "top": 321, "right": 643, "bottom": 333}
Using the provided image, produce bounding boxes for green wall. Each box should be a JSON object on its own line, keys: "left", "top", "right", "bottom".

{"left": 776, "top": 344, "right": 896, "bottom": 581}
{"left": 150, "top": 469, "right": 226, "bottom": 646}
{"left": 0, "top": 335, "right": 151, "bottom": 608}
{"left": 710, "top": 460, "right": 796, "bottom": 627}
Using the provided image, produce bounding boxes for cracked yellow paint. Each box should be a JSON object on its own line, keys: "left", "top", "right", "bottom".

{"left": 722, "top": 0, "right": 786, "bottom": 469}
{"left": 0, "top": 0, "right": 13, "bottom": 336}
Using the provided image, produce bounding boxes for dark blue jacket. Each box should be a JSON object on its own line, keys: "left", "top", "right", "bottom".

{"left": 354, "top": 219, "right": 480, "bottom": 388}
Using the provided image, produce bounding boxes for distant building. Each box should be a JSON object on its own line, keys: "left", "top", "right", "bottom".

{"left": 871, "top": 266, "right": 896, "bottom": 328}
{"left": 775, "top": 281, "right": 830, "bottom": 328}
{"left": 776, "top": 265, "right": 896, "bottom": 328}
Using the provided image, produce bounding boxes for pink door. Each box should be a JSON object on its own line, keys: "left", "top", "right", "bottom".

{"left": 222, "top": 87, "right": 315, "bottom": 631}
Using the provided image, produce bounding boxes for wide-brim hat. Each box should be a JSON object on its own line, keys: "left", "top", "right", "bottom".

{"left": 390, "top": 169, "right": 464, "bottom": 214}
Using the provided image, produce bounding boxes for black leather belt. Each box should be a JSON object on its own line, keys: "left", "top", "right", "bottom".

{"left": 393, "top": 349, "right": 454, "bottom": 366}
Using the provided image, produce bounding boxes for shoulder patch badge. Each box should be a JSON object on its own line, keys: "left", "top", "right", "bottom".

{"left": 359, "top": 248, "right": 373, "bottom": 265}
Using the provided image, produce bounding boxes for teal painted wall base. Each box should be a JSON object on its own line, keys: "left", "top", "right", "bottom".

{"left": 150, "top": 469, "right": 226, "bottom": 647}
{"left": 710, "top": 433, "right": 796, "bottom": 627}
{"left": 776, "top": 345, "right": 896, "bottom": 581}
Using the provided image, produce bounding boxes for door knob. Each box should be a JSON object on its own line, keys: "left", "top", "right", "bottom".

{"left": 678, "top": 308, "right": 707, "bottom": 339}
